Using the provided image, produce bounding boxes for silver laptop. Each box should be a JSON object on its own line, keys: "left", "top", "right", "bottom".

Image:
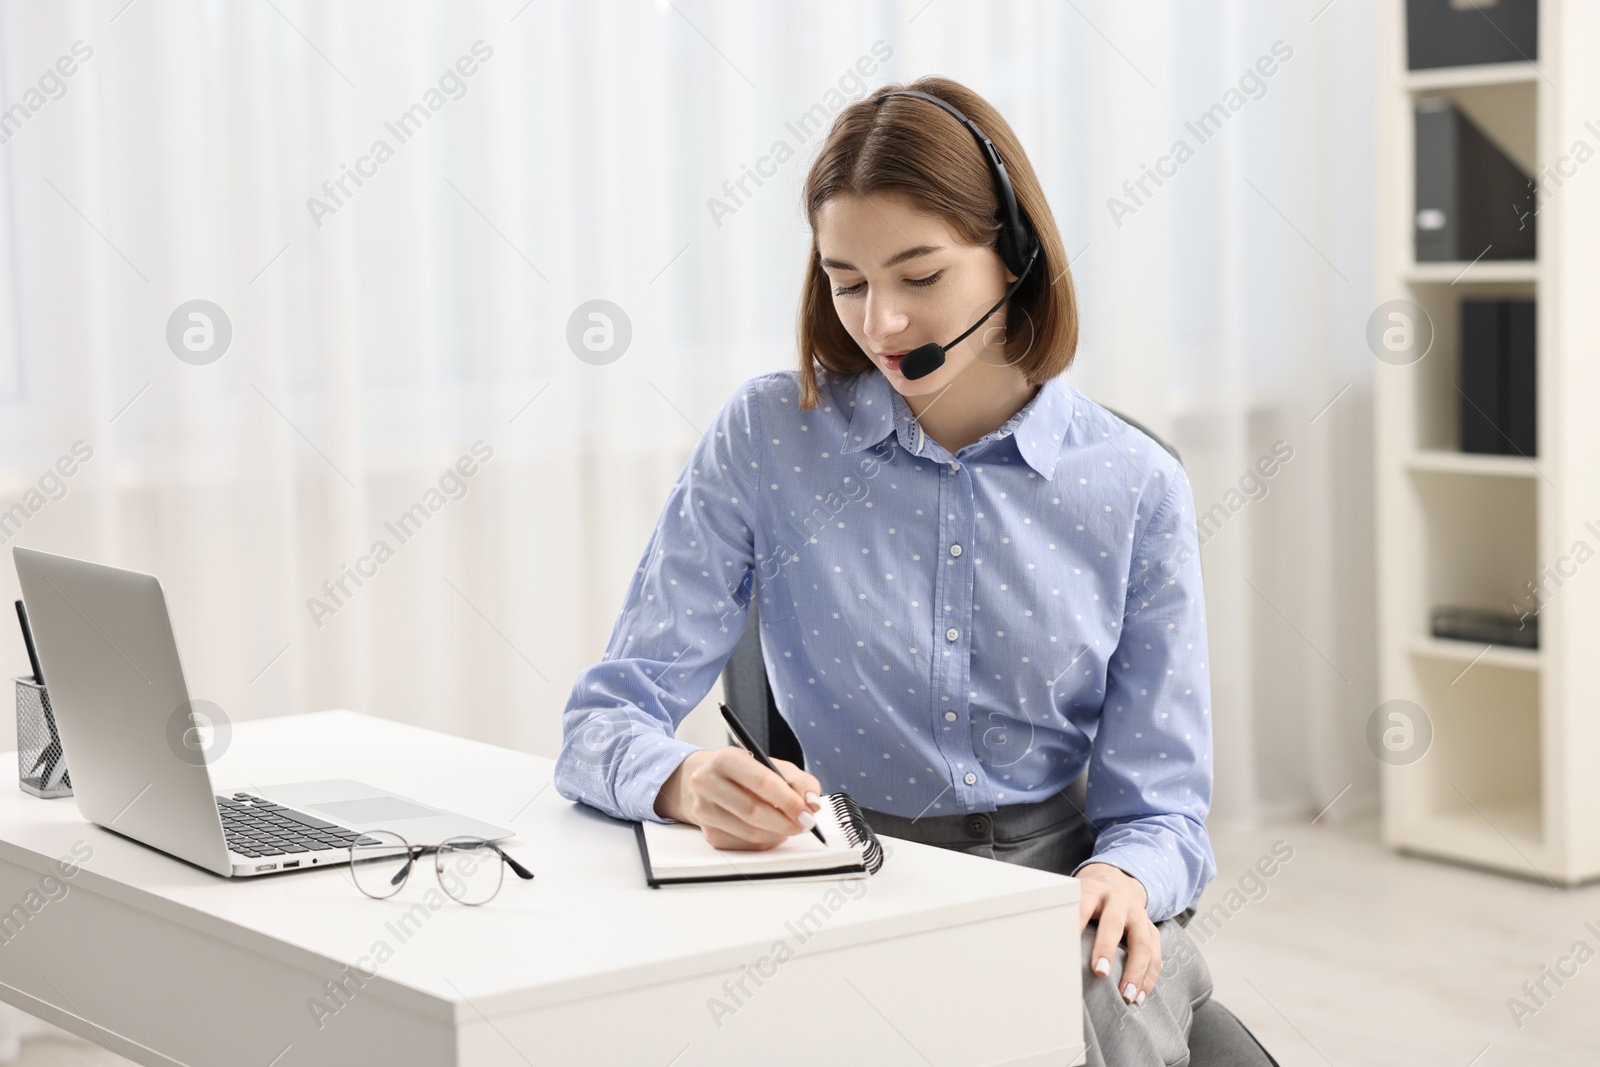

{"left": 13, "top": 547, "right": 513, "bottom": 878}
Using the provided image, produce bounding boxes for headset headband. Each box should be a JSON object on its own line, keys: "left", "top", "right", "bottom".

{"left": 875, "top": 89, "right": 1038, "bottom": 277}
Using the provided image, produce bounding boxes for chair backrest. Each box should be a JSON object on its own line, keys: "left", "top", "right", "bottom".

{"left": 721, "top": 593, "right": 805, "bottom": 761}
{"left": 1108, "top": 407, "right": 1181, "bottom": 464}
{"left": 718, "top": 407, "right": 1181, "bottom": 770}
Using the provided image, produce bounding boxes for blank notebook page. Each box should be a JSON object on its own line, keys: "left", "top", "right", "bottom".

{"left": 640, "top": 793, "right": 872, "bottom": 880}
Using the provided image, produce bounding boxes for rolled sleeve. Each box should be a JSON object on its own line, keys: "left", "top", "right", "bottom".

{"left": 553, "top": 381, "right": 762, "bottom": 824}
{"left": 1072, "top": 469, "right": 1216, "bottom": 922}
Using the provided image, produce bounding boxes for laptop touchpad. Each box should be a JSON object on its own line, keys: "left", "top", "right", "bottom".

{"left": 308, "top": 796, "right": 442, "bottom": 823}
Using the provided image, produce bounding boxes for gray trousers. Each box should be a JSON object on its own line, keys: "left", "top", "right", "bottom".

{"left": 860, "top": 788, "right": 1214, "bottom": 1067}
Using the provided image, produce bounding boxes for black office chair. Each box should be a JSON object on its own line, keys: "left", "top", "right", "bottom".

{"left": 718, "top": 408, "right": 1280, "bottom": 1067}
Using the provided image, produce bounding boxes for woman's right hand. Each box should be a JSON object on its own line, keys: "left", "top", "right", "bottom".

{"left": 654, "top": 747, "right": 823, "bottom": 849}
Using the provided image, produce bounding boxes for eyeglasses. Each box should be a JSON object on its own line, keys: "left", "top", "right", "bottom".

{"left": 348, "top": 830, "right": 535, "bottom": 906}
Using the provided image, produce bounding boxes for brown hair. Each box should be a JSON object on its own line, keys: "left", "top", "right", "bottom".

{"left": 795, "top": 76, "right": 1079, "bottom": 410}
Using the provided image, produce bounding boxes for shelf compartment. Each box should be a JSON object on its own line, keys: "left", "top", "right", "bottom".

{"left": 1409, "top": 77, "right": 1536, "bottom": 176}
{"left": 1400, "top": 280, "right": 1536, "bottom": 451}
{"left": 1410, "top": 473, "right": 1537, "bottom": 619}
{"left": 1386, "top": 655, "right": 1546, "bottom": 878}
{"left": 1417, "top": 658, "right": 1539, "bottom": 822}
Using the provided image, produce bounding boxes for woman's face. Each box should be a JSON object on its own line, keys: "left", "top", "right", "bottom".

{"left": 815, "top": 192, "right": 1020, "bottom": 399}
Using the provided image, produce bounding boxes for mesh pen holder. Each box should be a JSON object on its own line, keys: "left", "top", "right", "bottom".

{"left": 15, "top": 675, "right": 72, "bottom": 799}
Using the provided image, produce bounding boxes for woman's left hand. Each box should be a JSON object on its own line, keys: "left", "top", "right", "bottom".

{"left": 1077, "top": 861, "right": 1158, "bottom": 1006}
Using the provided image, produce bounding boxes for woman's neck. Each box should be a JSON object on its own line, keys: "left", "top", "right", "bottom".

{"left": 903, "top": 363, "right": 1041, "bottom": 455}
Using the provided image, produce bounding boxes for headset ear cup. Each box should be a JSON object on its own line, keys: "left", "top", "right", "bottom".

{"left": 996, "top": 228, "right": 1017, "bottom": 277}
{"left": 999, "top": 225, "right": 1034, "bottom": 279}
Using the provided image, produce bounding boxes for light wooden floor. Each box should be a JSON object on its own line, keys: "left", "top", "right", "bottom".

{"left": 7, "top": 810, "right": 1598, "bottom": 1066}
{"left": 1200, "top": 811, "right": 1600, "bottom": 1066}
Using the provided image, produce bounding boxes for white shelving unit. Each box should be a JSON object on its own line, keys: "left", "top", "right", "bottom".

{"left": 1375, "top": 0, "right": 1600, "bottom": 886}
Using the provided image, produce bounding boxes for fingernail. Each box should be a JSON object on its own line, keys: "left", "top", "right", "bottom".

{"left": 1136, "top": 990, "right": 1147, "bottom": 1006}
{"left": 805, "top": 791, "right": 820, "bottom": 805}
{"left": 1123, "top": 983, "right": 1138, "bottom": 1002}
{"left": 1093, "top": 957, "right": 1110, "bottom": 978}
{"left": 797, "top": 810, "right": 816, "bottom": 830}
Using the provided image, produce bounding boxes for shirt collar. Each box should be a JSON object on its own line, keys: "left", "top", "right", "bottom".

{"left": 839, "top": 370, "right": 1071, "bottom": 479}
{"left": 838, "top": 370, "right": 899, "bottom": 455}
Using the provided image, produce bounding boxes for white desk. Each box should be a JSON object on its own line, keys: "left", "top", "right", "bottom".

{"left": 0, "top": 711, "right": 1084, "bottom": 1066}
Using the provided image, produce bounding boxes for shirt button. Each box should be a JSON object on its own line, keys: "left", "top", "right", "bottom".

{"left": 963, "top": 772, "right": 977, "bottom": 785}
{"left": 950, "top": 462, "right": 961, "bottom": 471}
{"left": 945, "top": 711, "right": 958, "bottom": 722}
{"left": 949, "top": 544, "right": 963, "bottom": 557}
{"left": 945, "top": 628, "right": 959, "bottom": 641}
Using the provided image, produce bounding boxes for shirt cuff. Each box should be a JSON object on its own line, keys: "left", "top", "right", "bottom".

{"left": 617, "top": 735, "right": 704, "bottom": 825}
{"left": 1071, "top": 846, "right": 1176, "bottom": 923}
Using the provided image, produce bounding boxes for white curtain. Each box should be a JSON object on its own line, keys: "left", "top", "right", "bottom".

{"left": 0, "top": 0, "right": 1376, "bottom": 865}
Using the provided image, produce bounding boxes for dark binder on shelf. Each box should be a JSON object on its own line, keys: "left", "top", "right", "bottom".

{"left": 1459, "top": 301, "right": 1504, "bottom": 454}
{"left": 1415, "top": 100, "right": 1536, "bottom": 262}
{"left": 1505, "top": 299, "right": 1536, "bottom": 456}
{"left": 635, "top": 792, "right": 885, "bottom": 887}
{"left": 1458, "top": 298, "right": 1536, "bottom": 456}
{"left": 1406, "top": 0, "right": 1538, "bottom": 71}
{"left": 1431, "top": 605, "right": 1538, "bottom": 649}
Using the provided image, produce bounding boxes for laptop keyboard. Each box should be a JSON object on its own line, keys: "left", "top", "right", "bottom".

{"left": 217, "top": 792, "right": 381, "bottom": 858}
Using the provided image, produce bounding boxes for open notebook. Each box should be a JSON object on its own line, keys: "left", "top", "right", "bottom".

{"left": 635, "top": 792, "right": 886, "bottom": 887}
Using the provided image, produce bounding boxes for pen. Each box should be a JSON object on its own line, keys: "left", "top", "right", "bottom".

{"left": 15, "top": 600, "right": 43, "bottom": 685}
{"left": 719, "top": 701, "right": 826, "bottom": 844}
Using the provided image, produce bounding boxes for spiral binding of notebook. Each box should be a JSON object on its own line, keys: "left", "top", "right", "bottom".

{"left": 828, "top": 792, "right": 884, "bottom": 874}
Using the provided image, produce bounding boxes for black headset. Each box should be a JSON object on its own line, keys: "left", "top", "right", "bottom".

{"left": 871, "top": 90, "right": 1042, "bottom": 380}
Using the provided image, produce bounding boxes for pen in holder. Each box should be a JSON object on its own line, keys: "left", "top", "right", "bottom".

{"left": 15, "top": 675, "right": 72, "bottom": 799}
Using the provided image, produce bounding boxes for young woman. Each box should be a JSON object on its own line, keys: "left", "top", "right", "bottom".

{"left": 556, "top": 76, "right": 1217, "bottom": 1062}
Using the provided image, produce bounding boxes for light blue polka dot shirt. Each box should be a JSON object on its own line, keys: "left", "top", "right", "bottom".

{"left": 555, "top": 367, "right": 1216, "bottom": 921}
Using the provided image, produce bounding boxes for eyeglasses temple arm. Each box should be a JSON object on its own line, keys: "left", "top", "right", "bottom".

{"left": 489, "top": 841, "right": 536, "bottom": 880}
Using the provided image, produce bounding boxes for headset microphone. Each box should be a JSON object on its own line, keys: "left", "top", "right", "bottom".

{"left": 874, "top": 89, "right": 1042, "bottom": 382}
{"left": 898, "top": 243, "right": 1039, "bottom": 380}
